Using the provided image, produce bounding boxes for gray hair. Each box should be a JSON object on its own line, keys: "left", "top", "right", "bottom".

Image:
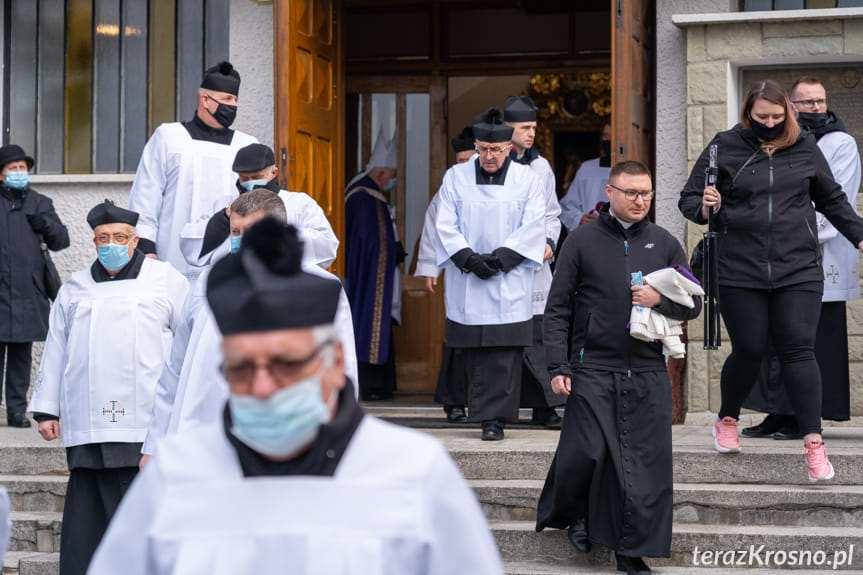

{"left": 312, "top": 324, "right": 338, "bottom": 367}
{"left": 231, "top": 188, "right": 286, "bottom": 221}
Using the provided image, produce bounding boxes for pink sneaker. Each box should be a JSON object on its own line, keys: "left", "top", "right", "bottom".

{"left": 804, "top": 440, "right": 835, "bottom": 482}
{"left": 713, "top": 416, "right": 741, "bottom": 453}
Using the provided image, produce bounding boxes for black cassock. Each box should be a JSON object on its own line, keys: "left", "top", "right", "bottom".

{"left": 535, "top": 368, "right": 673, "bottom": 558}
{"left": 743, "top": 301, "right": 850, "bottom": 421}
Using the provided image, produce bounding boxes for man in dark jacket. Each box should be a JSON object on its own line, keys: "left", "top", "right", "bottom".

{"left": 536, "top": 161, "right": 701, "bottom": 575}
{"left": 0, "top": 145, "right": 69, "bottom": 427}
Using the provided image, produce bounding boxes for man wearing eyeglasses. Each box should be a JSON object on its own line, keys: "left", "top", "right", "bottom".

{"left": 436, "top": 107, "right": 546, "bottom": 441}
{"left": 536, "top": 161, "right": 701, "bottom": 575}
{"left": 27, "top": 200, "right": 189, "bottom": 575}
{"left": 743, "top": 76, "right": 861, "bottom": 439}
{"left": 89, "top": 219, "right": 503, "bottom": 575}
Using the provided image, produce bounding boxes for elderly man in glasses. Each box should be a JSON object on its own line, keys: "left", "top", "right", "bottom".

{"left": 536, "top": 161, "right": 701, "bottom": 575}
{"left": 89, "top": 219, "right": 503, "bottom": 575}
{"left": 435, "top": 107, "right": 546, "bottom": 441}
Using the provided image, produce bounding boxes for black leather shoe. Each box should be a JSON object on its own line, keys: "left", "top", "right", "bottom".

{"left": 481, "top": 421, "right": 504, "bottom": 441}
{"left": 446, "top": 406, "right": 468, "bottom": 424}
{"left": 567, "top": 517, "right": 591, "bottom": 553}
{"left": 773, "top": 419, "right": 803, "bottom": 440}
{"left": 741, "top": 413, "right": 785, "bottom": 437}
{"left": 7, "top": 412, "right": 31, "bottom": 428}
{"left": 531, "top": 408, "right": 562, "bottom": 429}
{"left": 615, "top": 554, "right": 651, "bottom": 575}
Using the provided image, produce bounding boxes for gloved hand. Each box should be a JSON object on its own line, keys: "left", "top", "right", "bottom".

{"left": 491, "top": 247, "right": 525, "bottom": 272}
{"left": 465, "top": 254, "right": 498, "bottom": 279}
{"left": 26, "top": 212, "right": 48, "bottom": 234}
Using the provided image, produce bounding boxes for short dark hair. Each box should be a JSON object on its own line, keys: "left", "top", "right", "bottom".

{"left": 609, "top": 160, "right": 651, "bottom": 184}
{"left": 231, "top": 188, "right": 287, "bottom": 221}
{"left": 790, "top": 75, "right": 823, "bottom": 96}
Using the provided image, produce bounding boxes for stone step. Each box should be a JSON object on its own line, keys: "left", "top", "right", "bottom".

{"left": 433, "top": 427, "right": 863, "bottom": 485}
{"left": 504, "top": 562, "right": 863, "bottom": 574}
{"left": 2, "top": 552, "right": 59, "bottom": 575}
{"left": 7, "top": 512, "right": 62, "bottom": 553}
{"left": 472, "top": 479, "right": 863, "bottom": 527}
{"left": 493, "top": 521, "right": 863, "bottom": 569}
{"left": 0, "top": 476, "right": 66, "bottom": 513}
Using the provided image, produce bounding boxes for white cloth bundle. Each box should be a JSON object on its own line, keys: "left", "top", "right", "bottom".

{"left": 629, "top": 267, "right": 704, "bottom": 358}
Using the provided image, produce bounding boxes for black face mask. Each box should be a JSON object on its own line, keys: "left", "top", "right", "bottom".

{"left": 797, "top": 111, "right": 828, "bottom": 130}
{"left": 749, "top": 117, "right": 785, "bottom": 142}
{"left": 209, "top": 97, "right": 237, "bottom": 128}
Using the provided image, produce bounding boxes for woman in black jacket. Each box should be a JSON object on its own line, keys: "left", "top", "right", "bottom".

{"left": 679, "top": 80, "right": 863, "bottom": 482}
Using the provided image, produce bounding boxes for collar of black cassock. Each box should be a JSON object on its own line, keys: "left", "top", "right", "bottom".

{"left": 206, "top": 219, "right": 341, "bottom": 335}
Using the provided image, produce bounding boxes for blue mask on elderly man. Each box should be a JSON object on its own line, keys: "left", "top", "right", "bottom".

{"left": 5, "top": 171, "right": 29, "bottom": 190}
{"left": 228, "top": 374, "right": 331, "bottom": 458}
{"left": 98, "top": 244, "right": 132, "bottom": 271}
{"left": 240, "top": 178, "right": 268, "bottom": 192}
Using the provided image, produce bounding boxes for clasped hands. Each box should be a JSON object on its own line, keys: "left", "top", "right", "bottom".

{"left": 463, "top": 248, "right": 522, "bottom": 279}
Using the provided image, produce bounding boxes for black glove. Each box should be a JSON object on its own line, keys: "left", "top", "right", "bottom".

{"left": 451, "top": 247, "right": 498, "bottom": 279}
{"left": 491, "top": 247, "right": 525, "bottom": 272}
{"left": 26, "top": 212, "right": 48, "bottom": 233}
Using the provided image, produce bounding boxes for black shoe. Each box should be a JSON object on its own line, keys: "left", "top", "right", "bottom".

{"left": 567, "top": 517, "right": 591, "bottom": 553}
{"left": 481, "top": 421, "right": 504, "bottom": 441}
{"left": 773, "top": 418, "right": 803, "bottom": 440}
{"left": 446, "top": 406, "right": 468, "bottom": 424}
{"left": 531, "top": 408, "right": 562, "bottom": 429}
{"left": 615, "top": 554, "right": 651, "bottom": 575}
{"left": 741, "top": 413, "right": 785, "bottom": 437}
{"left": 7, "top": 412, "right": 31, "bottom": 428}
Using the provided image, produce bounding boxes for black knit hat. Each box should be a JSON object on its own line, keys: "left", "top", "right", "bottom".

{"left": 201, "top": 61, "right": 241, "bottom": 95}
{"left": 472, "top": 107, "right": 513, "bottom": 143}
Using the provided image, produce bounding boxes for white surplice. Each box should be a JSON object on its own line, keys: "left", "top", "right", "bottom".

{"left": 559, "top": 157, "right": 611, "bottom": 231}
{"left": 27, "top": 259, "right": 189, "bottom": 447}
{"left": 91, "top": 417, "right": 504, "bottom": 575}
{"left": 520, "top": 153, "right": 561, "bottom": 316}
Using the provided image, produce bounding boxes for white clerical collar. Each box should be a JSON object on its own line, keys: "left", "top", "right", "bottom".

{"left": 608, "top": 208, "right": 634, "bottom": 229}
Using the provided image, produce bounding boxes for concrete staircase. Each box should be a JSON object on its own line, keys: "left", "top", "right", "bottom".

{"left": 3, "top": 419, "right": 863, "bottom": 574}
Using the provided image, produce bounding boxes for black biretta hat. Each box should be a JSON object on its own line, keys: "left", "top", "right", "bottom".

{"left": 503, "top": 95, "right": 538, "bottom": 123}
{"left": 0, "top": 145, "right": 35, "bottom": 171}
{"left": 201, "top": 61, "right": 241, "bottom": 96}
{"left": 472, "top": 107, "right": 513, "bottom": 143}
{"left": 232, "top": 143, "right": 275, "bottom": 173}
{"left": 207, "top": 219, "right": 341, "bottom": 335}
{"left": 87, "top": 200, "right": 139, "bottom": 229}
{"left": 451, "top": 126, "right": 475, "bottom": 153}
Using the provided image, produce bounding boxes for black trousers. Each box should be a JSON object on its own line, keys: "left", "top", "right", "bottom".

{"left": 434, "top": 343, "right": 467, "bottom": 408}
{"left": 59, "top": 466, "right": 138, "bottom": 575}
{"left": 462, "top": 346, "right": 523, "bottom": 423}
{"left": 0, "top": 341, "right": 32, "bottom": 416}
{"left": 520, "top": 315, "right": 565, "bottom": 409}
{"left": 718, "top": 283, "right": 824, "bottom": 434}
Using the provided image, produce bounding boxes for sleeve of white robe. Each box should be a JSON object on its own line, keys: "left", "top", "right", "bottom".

{"left": 535, "top": 158, "right": 562, "bottom": 248}
{"left": 422, "top": 444, "right": 504, "bottom": 574}
{"left": 142, "top": 289, "right": 198, "bottom": 456}
{"left": 816, "top": 134, "right": 861, "bottom": 244}
{"left": 435, "top": 169, "right": 471, "bottom": 265}
{"left": 88, "top": 458, "right": 167, "bottom": 575}
{"left": 26, "top": 286, "right": 70, "bottom": 416}
{"left": 501, "top": 171, "right": 547, "bottom": 266}
{"left": 129, "top": 126, "right": 168, "bottom": 246}
{"left": 282, "top": 192, "right": 340, "bottom": 269}
{"left": 335, "top": 286, "right": 360, "bottom": 399}
{"left": 414, "top": 191, "right": 442, "bottom": 278}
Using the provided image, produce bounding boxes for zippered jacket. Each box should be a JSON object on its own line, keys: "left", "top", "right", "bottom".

{"left": 679, "top": 124, "right": 863, "bottom": 289}
{"left": 543, "top": 206, "right": 701, "bottom": 378}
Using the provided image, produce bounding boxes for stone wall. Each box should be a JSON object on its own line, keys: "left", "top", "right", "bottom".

{"left": 674, "top": 8, "right": 863, "bottom": 417}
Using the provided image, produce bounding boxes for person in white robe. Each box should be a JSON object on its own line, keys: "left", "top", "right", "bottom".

{"left": 504, "top": 95, "right": 564, "bottom": 428}
{"left": 179, "top": 143, "right": 338, "bottom": 271}
{"left": 415, "top": 126, "right": 476, "bottom": 423}
{"left": 559, "top": 123, "right": 612, "bottom": 231}
{"left": 141, "top": 189, "right": 357, "bottom": 464}
{"left": 27, "top": 201, "right": 189, "bottom": 575}
{"left": 128, "top": 61, "right": 257, "bottom": 279}
{"left": 435, "top": 107, "right": 546, "bottom": 441}
{"left": 90, "top": 218, "right": 503, "bottom": 575}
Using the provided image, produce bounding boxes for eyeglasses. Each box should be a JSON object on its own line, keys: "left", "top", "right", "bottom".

{"left": 792, "top": 98, "right": 826, "bottom": 110}
{"left": 221, "top": 339, "right": 333, "bottom": 388}
{"left": 474, "top": 144, "right": 510, "bottom": 156}
{"left": 95, "top": 233, "right": 134, "bottom": 245}
{"left": 609, "top": 183, "right": 654, "bottom": 201}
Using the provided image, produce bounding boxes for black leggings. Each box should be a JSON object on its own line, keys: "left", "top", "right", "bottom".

{"left": 718, "top": 283, "right": 823, "bottom": 435}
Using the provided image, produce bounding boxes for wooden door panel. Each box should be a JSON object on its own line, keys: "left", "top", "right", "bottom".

{"left": 611, "top": 0, "right": 652, "bottom": 166}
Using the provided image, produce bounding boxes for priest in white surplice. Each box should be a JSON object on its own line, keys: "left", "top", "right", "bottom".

{"left": 140, "top": 189, "right": 357, "bottom": 467}
{"left": 128, "top": 61, "right": 257, "bottom": 279}
{"left": 28, "top": 201, "right": 189, "bottom": 575}
{"left": 435, "top": 107, "right": 546, "bottom": 441}
{"left": 90, "top": 219, "right": 503, "bottom": 575}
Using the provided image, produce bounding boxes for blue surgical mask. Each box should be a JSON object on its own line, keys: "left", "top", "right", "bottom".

{"left": 383, "top": 178, "right": 397, "bottom": 192}
{"left": 5, "top": 171, "right": 29, "bottom": 190}
{"left": 228, "top": 375, "right": 331, "bottom": 458}
{"left": 230, "top": 235, "right": 242, "bottom": 254}
{"left": 240, "top": 178, "right": 268, "bottom": 192}
{"left": 98, "top": 243, "right": 132, "bottom": 271}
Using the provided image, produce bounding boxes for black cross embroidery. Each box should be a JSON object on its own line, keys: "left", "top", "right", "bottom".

{"left": 826, "top": 265, "right": 840, "bottom": 284}
{"left": 102, "top": 400, "right": 125, "bottom": 423}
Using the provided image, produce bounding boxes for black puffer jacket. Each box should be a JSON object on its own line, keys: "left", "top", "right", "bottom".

{"left": 0, "top": 184, "right": 69, "bottom": 342}
{"left": 679, "top": 124, "right": 863, "bottom": 289}
{"left": 543, "top": 206, "right": 701, "bottom": 378}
